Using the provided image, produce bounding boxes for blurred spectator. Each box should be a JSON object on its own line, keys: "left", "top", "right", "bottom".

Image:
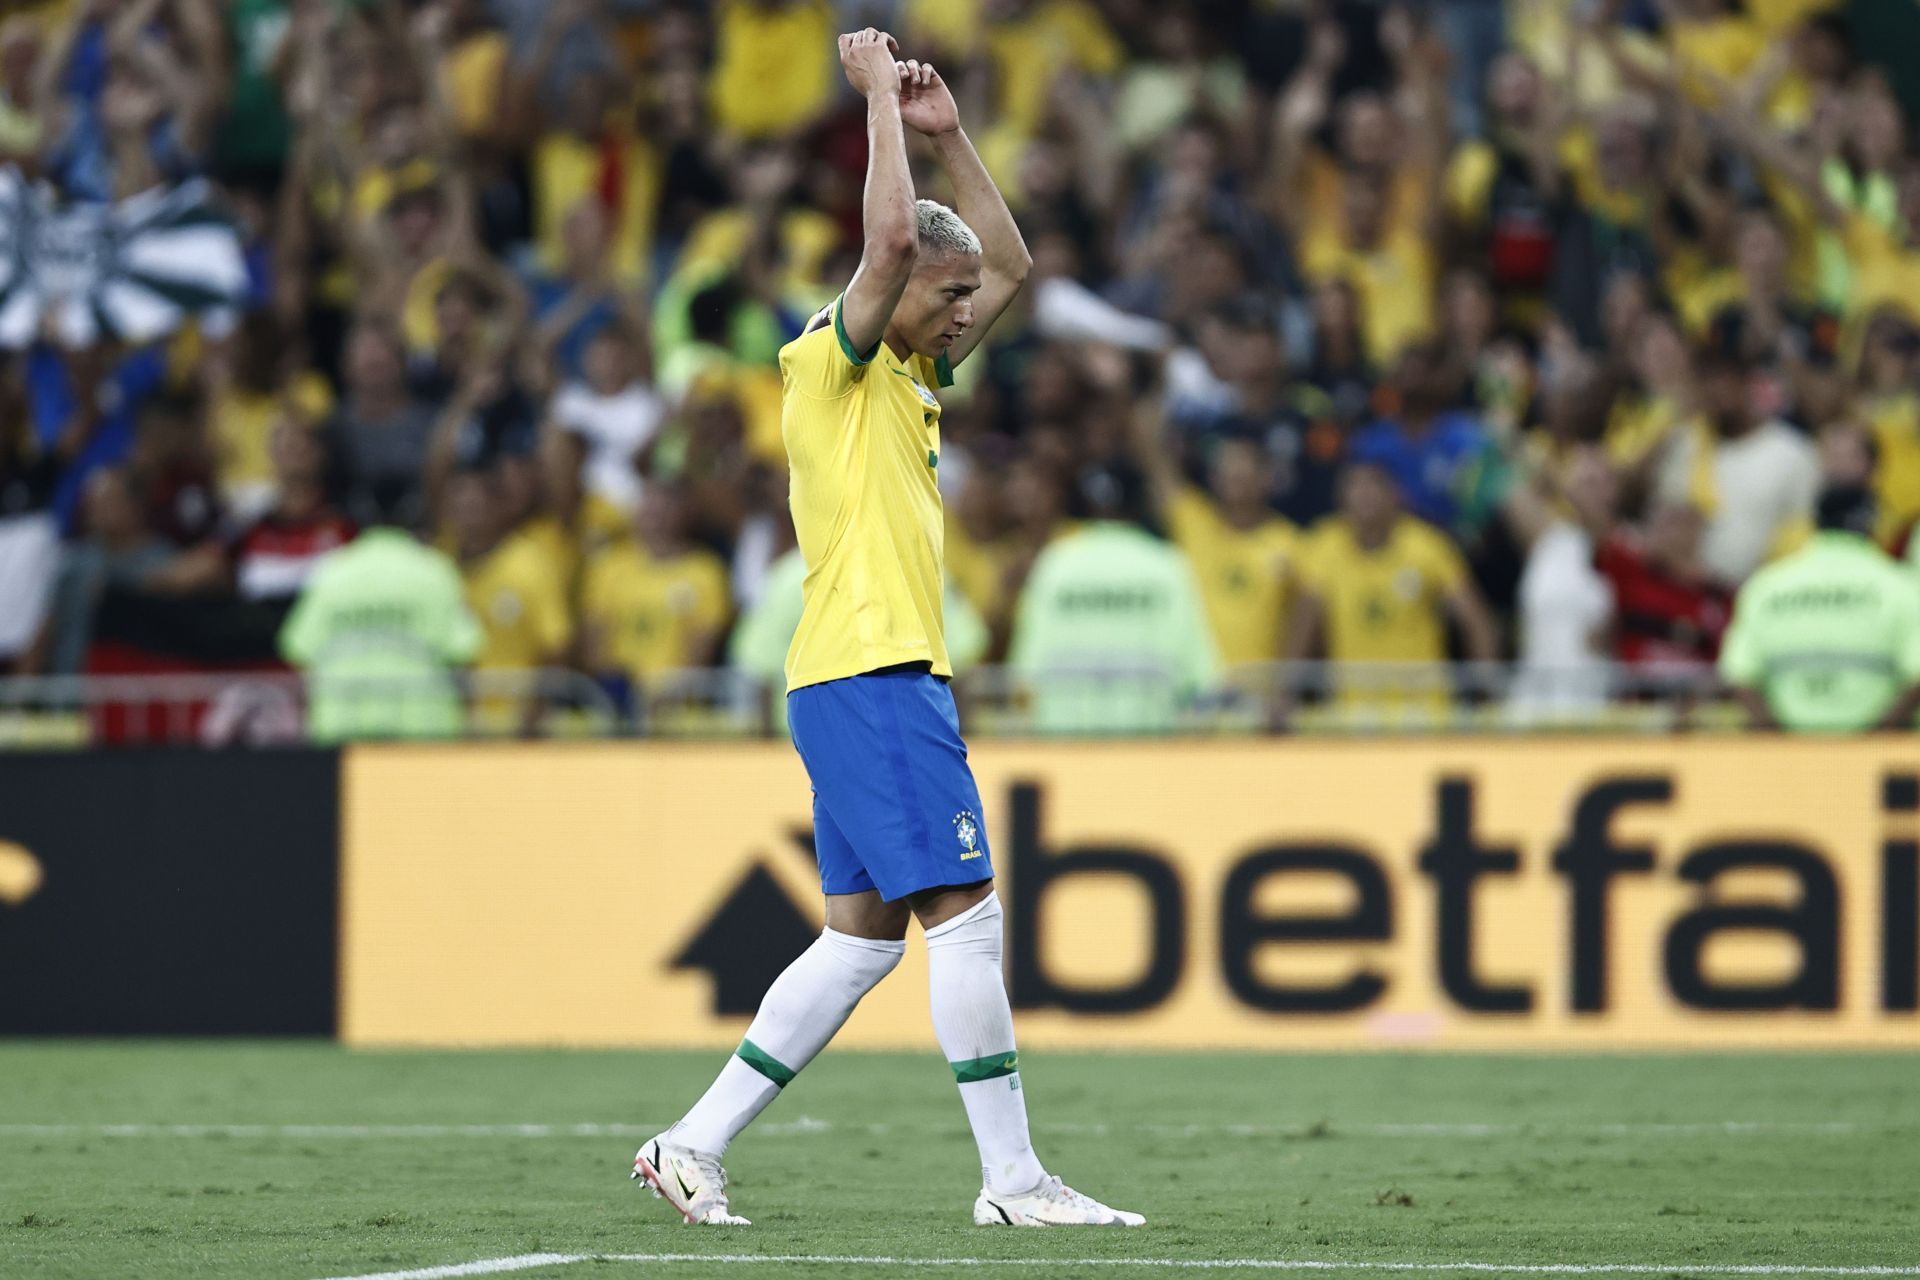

{"left": 1349, "top": 343, "right": 1505, "bottom": 538}
{"left": 129, "top": 391, "right": 222, "bottom": 553}
{"left": 517, "top": 426, "right": 629, "bottom": 599}
{"left": 1302, "top": 277, "right": 1376, "bottom": 431}
{"left": 1110, "top": 13, "right": 1247, "bottom": 159}
{"left": 1168, "top": 299, "right": 1344, "bottom": 524}
{"left": 1133, "top": 372, "right": 1300, "bottom": 668}
{"left": 40, "top": 0, "right": 221, "bottom": 203}
{"left": 1855, "top": 309, "right": 1920, "bottom": 540}
{"left": 581, "top": 484, "right": 730, "bottom": 695}
{"left": 43, "top": 465, "right": 180, "bottom": 674}
{"left": 525, "top": 202, "right": 628, "bottom": 386}
{"left": 1721, "top": 483, "right": 1920, "bottom": 731}
{"left": 1275, "top": 11, "right": 1448, "bottom": 370}
{"left": 708, "top": 0, "right": 835, "bottom": 141}
{"left": 1288, "top": 461, "right": 1499, "bottom": 717}
{"left": 279, "top": 487, "right": 480, "bottom": 742}
{"left": 327, "top": 319, "right": 438, "bottom": 525}
{"left": 1597, "top": 499, "right": 1731, "bottom": 673}
{"left": 447, "top": 465, "right": 572, "bottom": 679}
{"left": 1509, "top": 445, "right": 1618, "bottom": 716}
{"left": 1655, "top": 346, "right": 1817, "bottom": 585}
{"left": 0, "top": 376, "right": 87, "bottom": 670}
{"left": 230, "top": 419, "right": 355, "bottom": 603}
{"left": 203, "top": 313, "right": 335, "bottom": 518}
{"left": 1007, "top": 461, "right": 1219, "bottom": 735}
{"left": 547, "top": 321, "right": 664, "bottom": 511}
{"left": 508, "top": 4, "right": 656, "bottom": 287}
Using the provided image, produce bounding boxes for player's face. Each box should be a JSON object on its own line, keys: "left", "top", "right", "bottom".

{"left": 895, "top": 250, "right": 983, "bottom": 358}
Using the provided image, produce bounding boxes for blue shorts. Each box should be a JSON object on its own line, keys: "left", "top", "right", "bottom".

{"left": 787, "top": 670, "right": 994, "bottom": 902}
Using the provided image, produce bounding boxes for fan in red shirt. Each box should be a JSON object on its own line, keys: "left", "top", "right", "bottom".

{"left": 1595, "top": 500, "right": 1731, "bottom": 668}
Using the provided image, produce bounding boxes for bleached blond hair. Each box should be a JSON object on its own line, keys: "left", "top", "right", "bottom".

{"left": 916, "top": 199, "right": 981, "bottom": 257}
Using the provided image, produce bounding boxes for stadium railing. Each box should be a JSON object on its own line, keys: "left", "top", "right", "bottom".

{"left": 0, "top": 661, "right": 1737, "bottom": 747}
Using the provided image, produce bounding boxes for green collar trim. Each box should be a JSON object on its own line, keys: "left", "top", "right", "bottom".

{"left": 833, "top": 295, "right": 880, "bottom": 366}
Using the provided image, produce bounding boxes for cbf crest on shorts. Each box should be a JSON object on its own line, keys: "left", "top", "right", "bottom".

{"left": 954, "top": 810, "right": 982, "bottom": 861}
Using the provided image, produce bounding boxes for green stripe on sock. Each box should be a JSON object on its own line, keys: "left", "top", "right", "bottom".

{"left": 736, "top": 1038, "right": 796, "bottom": 1088}
{"left": 950, "top": 1051, "right": 1019, "bottom": 1084}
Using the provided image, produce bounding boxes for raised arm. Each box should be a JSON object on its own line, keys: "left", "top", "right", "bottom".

{"left": 838, "top": 29, "right": 919, "bottom": 359}
{"left": 900, "top": 59, "right": 1031, "bottom": 366}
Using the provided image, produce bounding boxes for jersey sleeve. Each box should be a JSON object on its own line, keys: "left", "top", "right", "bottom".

{"left": 780, "top": 294, "right": 877, "bottom": 400}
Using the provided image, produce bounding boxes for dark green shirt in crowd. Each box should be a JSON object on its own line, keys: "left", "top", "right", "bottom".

{"left": 1719, "top": 532, "right": 1920, "bottom": 732}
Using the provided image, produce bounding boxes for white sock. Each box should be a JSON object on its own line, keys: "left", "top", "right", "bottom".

{"left": 924, "top": 891, "right": 1047, "bottom": 1195}
{"left": 669, "top": 927, "right": 904, "bottom": 1155}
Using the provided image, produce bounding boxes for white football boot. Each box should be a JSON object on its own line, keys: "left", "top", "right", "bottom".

{"left": 631, "top": 1134, "right": 750, "bottom": 1225}
{"left": 973, "top": 1174, "right": 1146, "bottom": 1227}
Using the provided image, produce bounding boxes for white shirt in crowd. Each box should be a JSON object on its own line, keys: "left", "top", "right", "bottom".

{"left": 1511, "top": 521, "right": 1614, "bottom": 718}
{"left": 1657, "top": 419, "right": 1818, "bottom": 585}
{"left": 0, "top": 511, "right": 58, "bottom": 660}
{"left": 549, "top": 380, "right": 665, "bottom": 511}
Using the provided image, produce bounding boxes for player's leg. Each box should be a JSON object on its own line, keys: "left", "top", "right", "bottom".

{"left": 633, "top": 798, "right": 906, "bottom": 1224}
{"left": 913, "top": 881, "right": 1041, "bottom": 1191}
{"left": 846, "top": 673, "right": 1142, "bottom": 1227}
{"left": 910, "top": 880, "right": 1140, "bottom": 1226}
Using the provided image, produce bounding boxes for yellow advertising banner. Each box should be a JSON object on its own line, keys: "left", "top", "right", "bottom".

{"left": 340, "top": 739, "right": 1920, "bottom": 1048}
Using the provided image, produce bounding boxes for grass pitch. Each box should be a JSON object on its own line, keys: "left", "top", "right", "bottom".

{"left": 1, "top": 1043, "right": 1916, "bottom": 1279}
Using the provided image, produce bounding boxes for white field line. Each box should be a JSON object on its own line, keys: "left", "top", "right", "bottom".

{"left": 0, "top": 1118, "right": 1896, "bottom": 1140}
{"left": 315, "top": 1253, "right": 1920, "bottom": 1280}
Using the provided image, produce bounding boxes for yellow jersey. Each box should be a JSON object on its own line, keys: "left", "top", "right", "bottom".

{"left": 462, "top": 530, "right": 574, "bottom": 670}
{"left": 781, "top": 294, "right": 952, "bottom": 691}
{"left": 1298, "top": 222, "right": 1437, "bottom": 369}
{"left": 1296, "top": 516, "right": 1465, "bottom": 665}
{"left": 518, "top": 494, "right": 632, "bottom": 600}
{"left": 581, "top": 540, "right": 731, "bottom": 679}
{"left": 1165, "top": 486, "right": 1297, "bottom": 666}
{"left": 531, "top": 130, "right": 660, "bottom": 285}
{"left": 709, "top": 0, "right": 835, "bottom": 140}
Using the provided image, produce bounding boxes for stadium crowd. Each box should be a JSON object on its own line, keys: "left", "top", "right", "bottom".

{"left": 1, "top": 0, "right": 1919, "bottom": 736}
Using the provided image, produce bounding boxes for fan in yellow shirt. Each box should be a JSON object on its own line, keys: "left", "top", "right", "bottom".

{"left": 709, "top": 0, "right": 837, "bottom": 140}
{"left": 1286, "top": 463, "right": 1499, "bottom": 718}
{"left": 448, "top": 470, "right": 575, "bottom": 674}
{"left": 1132, "top": 397, "right": 1298, "bottom": 666}
{"left": 581, "top": 487, "right": 731, "bottom": 685}
{"left": 904, "top": 0, "right": 1121, "bottom": 139}
{"left": 1297, "top": 175, "right": 1437, "bottom": 370}
{"left": 517, "top": 429, "right": 633, "bottom": 604}
{"left": 511, "top": 66, "right": 659, "bottom": 286}
{"left": 445, "top": 467, "right": 575, "bottom": 732}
